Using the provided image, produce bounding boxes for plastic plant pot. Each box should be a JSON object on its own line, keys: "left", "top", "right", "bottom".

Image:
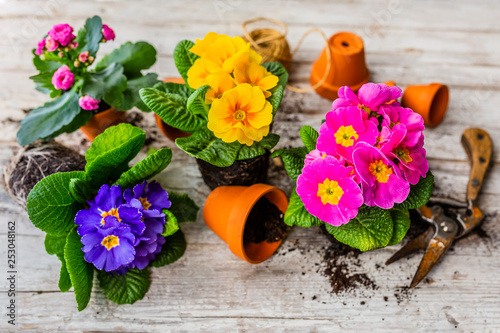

{"left": 79, "top": 107, "right": 126, "bottom": 141}
{"left": 310, "top": 32, "right": 370, "bottom": 100}
{"left": 401, "top": 83, "right": 449, "bottom": 127}
{"left": 203, "top": 183, "right": 289, "bottom": 264}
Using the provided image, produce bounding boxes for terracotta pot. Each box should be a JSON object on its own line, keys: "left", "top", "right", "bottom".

{"left": 196, "top": 151, "right": 270, "bottom": 190}
{"left": 203, "top": 184, "right": 288, "bottom": 264}
{"left": 310, "top": 32, "right": 370, "bottom": 100}
{"left": 154, "top": 77, "right": 192, "bottom": 141}
{"left": 79, "top": 108, "right": 126, "bottom": 141}
{"left": 383, "top": 81, "right": 396, "bottom": 87}
{"left": 401, "top": 83, "right": 449, "bottom": 127}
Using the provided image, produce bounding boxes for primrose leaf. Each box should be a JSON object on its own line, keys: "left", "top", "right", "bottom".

{"left": 267, "top": 85, "right": 284, "bottom": 117}
{"left": 186, "top": 85, "right": 210, "bottom": 117}
{"left": 97, "top": 268, "right": 150, "bottom": 305}
{"left": 168, "top": 192, "right": 199, "bottom": 223}
{"left": 325, "top": 205, "right": 394, "bottom": 251}
{"left": 271, "top": 146, "right": 308, "bottom": 182}
{"left": 284, "top": 187, "right": 322, "bottom": 227}
{"left": 69, "top": 178, "right": 94, "bottom": 203}
{"left": 26, "top": 171, "right": 86, "bottom": 235}
{"left": 150, "top": 230, "right": 187, "bottom": 267}
{"left": 161, "top": 209, "right": 179, "bottom": 237}
{"left": 95, "top": 41, "right": 157, "bottom": 78}
{"left": 395, "top": 171, "right": 434, "bottom": 210}
{"left": 57, "top": 254, "right": 72, "bottom": 293}
{"left": 175, "top": 127, "right": 239, "bottom": 167}
{"left": 152, "top": 81, "right": 191, "bottom": 98}
{"left": 300, "top": 126, "right": 319, "bottom": 152}
{"left": 139, "top": 88, "right": 205, "bottom": 132}
{"left": 387, "top": 208, "right": 411, "bottom": 246}
{"left": 44, "top": 233, "right": 68, "bottom": 256}
{"left": 82, "top": 63, "right": 127, "bottom": 108}
{"left": 64, "top": 228, "right": 94, "bottom": 311}
{"left": 85, "top": 124, "right": 145, "bottom": 187}
{"left": 262, "top": 61, "right": 288, "bottom": 88}
{"left": 114, "top": 148, "right": 172, "bottom": 189}
{"left": 17, "top": 90, "right": 83, "bottom": 146}
{"left": 173, "top": 40, "right": 199, "bottom": 88}
{"left": 236, "top": 133, "right": 279, "bottom": 160}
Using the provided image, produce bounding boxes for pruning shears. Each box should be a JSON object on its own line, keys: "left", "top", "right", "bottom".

{"left": 386, "top": 128, "right": 493, "bottom": 287}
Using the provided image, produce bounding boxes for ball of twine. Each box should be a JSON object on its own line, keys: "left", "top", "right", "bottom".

{"left": 242, "top": 17, "right": 331, "bottom": 93}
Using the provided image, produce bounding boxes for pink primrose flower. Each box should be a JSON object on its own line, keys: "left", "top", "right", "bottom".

{"left": 332, "top": 83, "right": 402, "bottom": 115}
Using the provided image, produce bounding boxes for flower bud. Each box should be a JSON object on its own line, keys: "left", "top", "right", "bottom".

{"left": 58, "top": 51, "right": 64, "bottom": 58}
{"left": 74, "top": 60, "right": 80, "bottom": 67}
{"left": 88, "top": 56, "right": 95, "bottom": 63}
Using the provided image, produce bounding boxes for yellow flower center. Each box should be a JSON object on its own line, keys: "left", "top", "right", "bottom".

{"left": 234, "top": 110, "right": 246, "bottom": 121}
{"left": 101, "top": 208, "right": 121, "bottom": 225}
{"left": 101, "top": 235, "right": 120, "bottom": 251}
{"left": 139, "top": 197, "right": 151, "bottom": 210}
{"left": 359, "top": 105, "right": 371, "bottom": 113}
{"left": 369, "top": 160, "right": 393, "bottom": 183}
{"left": 317, "top": 178, "right": 344, "bottom": 205}
{"left": 334, "top": 125, "right": 359, "bottom": 147}
{"left": 389, "top": 121, "right": 398, "bottom": 129}
{"left": 393, "top": 147, "right": 413, "bottom": 163}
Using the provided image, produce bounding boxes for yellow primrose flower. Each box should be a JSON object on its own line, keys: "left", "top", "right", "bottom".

{"left": 187, "top": 57, "right": 213, "bottom": 89}
{"left": 203, "top": 35, "right": 261, "bottom": 73}
{"left": 189, "top": 32, "right": 223, "bottom": 57}
{"left": 204, "top": 71, "right": 236, "bottom": 104}
{"left": 233, "top": 53, "right": 279, "bottom": 98}
{"left": 208, "top": 83, "right": 272, "bottom": 146}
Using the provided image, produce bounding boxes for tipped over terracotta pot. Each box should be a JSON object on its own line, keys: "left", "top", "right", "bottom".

{"left": 203, "top": 184, "right": 288, "bottom": 264}
{"left": 401, "top": 83, "right": 449, "bottom": 127}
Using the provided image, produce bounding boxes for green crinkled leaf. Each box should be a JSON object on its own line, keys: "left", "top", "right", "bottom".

{"left": 57, "top": 254, "right": 72, "bottom": 293}
{"left": 187, "top": 85, "right": 210, "bottom": 117}
{"left": 69, "top": 178, "right": 94, "bottom": 203}
{"left": 169, "top": 192, "right": 199, "bottom": 223}
{"left": 17, "top": 90, "right": 83, "bottom": 145}
{"left": 284, "top": 187, "right": 322, "bottom": 227}
{"left": 26, "top": 171, "right": 86, "bottom": 235}
{"left": 325, "top": 205, "right": 394, "bottom": 251}
{"left": 267, "top": 85, "right": 284, "bottom": 117}
{"left": 262, "top": 62, "right": 288, "bottom": 88}
{"left": 173, "top": 40, "right": 199, "bottom": 88}
{"left": 114, "top": 148, "right": 172, "bottom": 189}
{"left": 271, "top": 146, "right": 308, "bottom": 182}
{"left": 45, "top": 233, "right": 67, "bottom": 256}
{"left": 236, "top": 133, "right": 279, "bottom": 160}
{"left": 82, "top": 63, "right": 128, "bottom": 108}
{"left": 162, "top": 209, "right": 179, "bottom": 237}
{"left": 119, "top": 73, "right": 160, "bottom": 111}
{"left": 139, "top": 88, "right": 205, "bottom": 132}
{"left": 153, "top": 81, "right": 191, "bottom": 98}
{"left": 300, "top": 125, "right": 319, "bottom": 152}
{"left": 387, "top": 208, "right": 411, "bottom": 246}
{"left": 85, "top": 124, "right": 145, "bottom": 187}
{"left": 95, "top": 41, "right": 157, "bottom": 78}
{"left": 30, "top": 70, "right": 58, "bottom": 94}
{"left": 75, "top": 15, "right": 103, "bottom": 56}
{"left": 64, "top": 228, "right": 94, "bottom": 311}
{"left": 395, "top": 171, "right": 434, "bottom": 210}
{"left": 97, "top": 268, "right": 151, "bottom": 305}
{"left": 150, "top": 230, "right": 186, "bottom": 267}
{"left": 175, "top": 127, "right": 239, "bottom": 167}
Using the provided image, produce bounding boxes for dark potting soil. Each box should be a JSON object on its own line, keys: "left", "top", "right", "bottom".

{"left": 196, "top": 151, "right": 270, "bottom": 190}
{"left": 243, "top": 196, "right": 288, "bottom": 243}
{"left": 4, "top": 141, "right": 86, "bottom": 208}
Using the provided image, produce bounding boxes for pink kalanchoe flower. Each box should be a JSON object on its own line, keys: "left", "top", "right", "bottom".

{"left": 52, "top": 65, "right": 74, "bottom": 90}
{"left": 317, "top": 106, "right": 378, "bottom": 163}
{"left": 78, "top": 51, "right": 89, "bottom": 63}
{"left": 79, "top": 95, "right": 101, "bottom": 110}
{"left": 48, "top": 24, "right": 75, "bottom": 46}
{"left": 353, "top": 143, "right": 410, "bottom": 209}
{"left": 379, "top": 125, "right": 428, "bottom": 185}
{"left": 35, "top": 39, "right": 46, "bottom": 55}
{"left": 379, "top": 105, "right": 425, "bottom": 147}
{"left": 102, "top": 24, "right": 115, "bottom": 41}
{"left": 296, "top": 156, "right": 363, "bottom": 226}
{"left": 45, "top": 37, "right": 59, "bottom": 52}
{"left": 332, "top": 83, "right": 402, "bottom": 115}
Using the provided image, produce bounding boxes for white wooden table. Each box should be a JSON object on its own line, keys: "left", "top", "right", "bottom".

{"left": 1, "top": 1, "right": 500, "bottom": 332}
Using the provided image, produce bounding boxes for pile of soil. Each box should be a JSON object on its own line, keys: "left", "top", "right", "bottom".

{"left": 4, "top": 141, "right": 86, "bottom": 208}
{"left": 243, "top": 196, "right": 288, "bottom": 243}
{"left": 196, "top": 152, "right": 270, "bottom": 190}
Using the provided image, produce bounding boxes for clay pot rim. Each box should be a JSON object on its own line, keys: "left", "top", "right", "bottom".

{"left": 79, "top": 107, "right": 126, "bottom": 141}
{"left": 226, "top": 184, "right": 288, "bottom": 264}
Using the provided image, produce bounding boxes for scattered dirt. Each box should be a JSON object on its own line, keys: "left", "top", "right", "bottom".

{"left": 394, "top": 286, "right": 414, "bottom": 305}
{"left": 244, "top": 196, "right": 288, "bottom": 243}
{"left": 4, "top": 141, "right": 86, "bottom": 208}
{"left": 126, "top": 111, "right": 161, "bottom": 147}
